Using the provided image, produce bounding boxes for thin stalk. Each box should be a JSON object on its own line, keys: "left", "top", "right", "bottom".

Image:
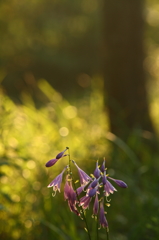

{"left": 96, "top": 215, "right": 99, "bottom": 240}
{"left": 67, "top": 147, "right": 92, "bottom": 240}
{"left": 106, "top": 228, "right": 109, "bottom": 240}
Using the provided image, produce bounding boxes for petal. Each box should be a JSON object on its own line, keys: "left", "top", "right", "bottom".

{"left": 73, "top": 161, "right": 91, "bottom": 185}
{"left": 93, "top": 194, "right": 99, "bottom": 215}
{"left": 104, "top": 180, "right": 117, "bottom": 196}
{"left": 99, "top": 201, "right": 108, "bottom": 228}
{"left": 88, "top": 188, "right": 97, "bottom": 197}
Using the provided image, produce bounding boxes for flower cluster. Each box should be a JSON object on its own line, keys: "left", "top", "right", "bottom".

{"left": 45, "top": 148, "right": 127, "bottom": 230}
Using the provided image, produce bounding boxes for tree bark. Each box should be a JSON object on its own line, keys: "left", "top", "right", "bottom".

{"left": 102, "top": 0, "right": 155, "bottom": 139}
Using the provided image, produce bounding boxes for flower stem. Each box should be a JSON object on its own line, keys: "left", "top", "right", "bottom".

{"left": 67, "top": 147, "right": 92, "bottom": 240}
{"left": 106, "top": 228, "right": 109, "bottom": 240}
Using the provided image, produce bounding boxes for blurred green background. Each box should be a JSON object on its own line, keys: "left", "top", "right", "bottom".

{"left": 0, "top": 0, "right": 159, "bottom": 240}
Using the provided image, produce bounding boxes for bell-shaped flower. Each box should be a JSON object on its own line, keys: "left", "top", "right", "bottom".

{"left": 64, "top": 178, "right": 79, "bottom": 216}
{"left": 79, "top": 195, "right": 92, "bottom": 209}
{"left": 94, "top": 161, "right": 101, "bottom": 179}
{"left": 93, "top": 193, "right": 99, "bottom": 215}
{"left": 79, "top": 185, "right": 98, "bottom": 210}
{"left": 99, "top": 200, "right": 108, "bottom": 228}
{"left": 102, "top": 169, "right": 117, "bottom": 196}
{"left": 47, "top": 166, "right": 67, "bottom": 195}
{"left": 72, "top": 161, "right": 92, "bottom": 186}
{"left": 76, "top": 185, "right": 86, "bottom": 196}
{"left": 103, "top": 179, "right": 117, "bottom": 196}
{"left": 107, "top": 176, "right": 128, "bottom": 188}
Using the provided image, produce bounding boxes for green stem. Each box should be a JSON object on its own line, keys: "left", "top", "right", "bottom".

{"left": 67, "top": 147, "right": 92, "bottom": 240}
{"left": 106, "top": 228, "right": 109, "bottom": 240}
{"left": 96, "top": 216, "right": 99, "bottom": 240}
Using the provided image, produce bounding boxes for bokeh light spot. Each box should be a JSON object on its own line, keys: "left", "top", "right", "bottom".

{"left": 63, "top": 105, "right": 77, "bottom": 119}
{"left": 59, "top": 127, "right": 69, "bottom": 136}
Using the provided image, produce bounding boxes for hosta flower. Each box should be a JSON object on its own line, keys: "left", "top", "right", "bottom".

{"left": 99, "top": 200, "right": 108, "bottom": 228}
{"left": 102, "top": 172, "right": 117, "bottom": 196}
{"left": 47, "top": 166, "right": 67, "bottom": 195}
{"left": 79, "top": 185, "right": 98, "bottom": 210}
{"left": 93, "top": 193, "right": 99, "bottom": 215}
{"left": 102, "top": 168, "right": 127, "bottom": 196}
{"left": 79, "top": 195, "right": 92, "bottom": 209}
{"left": 72, "top": 161, "right": 91, "bottom": 185}
{"left": 45, "top": 148, "right": 68, "bottom": 167}
{"left": 64, "top": 178, "right": 79, "bottom": 216}
{"left": 76, "top": 185, "right": 86, "bottom": 196}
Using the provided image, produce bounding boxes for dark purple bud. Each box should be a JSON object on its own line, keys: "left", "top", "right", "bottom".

{"left": 56, "top": 148, "right": 67, "bottom": 159}
{"left": 101, "top": 159, "right": 106, "bottom": 173}
{"left": 94, "top": 161, "right": 101, "bottom": 179}
{"left": 88, "top": 188, "right": 97, "bottom": 197}
{"left": 91, "top": 179, "right": 98, "bottom": 188}
{"left": 102, "top": 175, "right": 107, "bottom": 185}
{"left": 108, "top": 177, "right": 128, "bottom": 188}
{"left": 45, "top": 158, "right": 58, "bottom": 167}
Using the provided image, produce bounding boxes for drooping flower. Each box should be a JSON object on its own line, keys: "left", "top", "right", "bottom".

{"left": 64, "top": 177, "right": 79, "bottom": 216}
{"left": 45, "top": 148, "right": 68, "bottom": 167}
{"left": 79, "top": 185, "right": 98, "bottom": 210}
{"left": 76, "top": 185, "right": 86, "bottom": 196}
{"left": 99, "top": 200, "right": 108, "bottom": 228}
{"left": 79, "top": 195, "right": 92, "bottom": 209}
{"left": 47, "top": 166, "right": 67, "bottom": 195}
{"left": 72, "top": 160, "right": 92, "bottom": 186}
{"left": 93, "top": 193, "right": 99, "bottom": 215}
{"left": 103, "top": 175, "right": 117, "bottom": 197}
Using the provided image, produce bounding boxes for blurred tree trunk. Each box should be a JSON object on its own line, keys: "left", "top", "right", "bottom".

{"left": 102, "top": 0, "right": 155, "bottom": 139}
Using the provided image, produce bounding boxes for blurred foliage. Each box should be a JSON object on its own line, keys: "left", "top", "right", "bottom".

{"left": 0, "top": 78, "right": 159, "bottom": 240}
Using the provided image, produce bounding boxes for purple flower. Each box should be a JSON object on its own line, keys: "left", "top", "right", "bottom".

{"left": 79, "top": 195, "right": 92, "bottom": 209}
{"left": 108, "top": 177, "right": 128, "bottom": 188}
{"left": 103, "top": 177, "right": 117, "bottom": 197}
{"left": 93, "top": 193, "right": 99, "bottom": 215}
{"left": 64, "top": 178, "right": 80, "bottom": 216}
{"left": 99, "top": 200, "right": 108, "bottom": 228}
{"left": 94, "top": 161, "right": 101, "bottom": 178}
{"left": 47, "top": 167, "right": 67, "bottom": 195}
{"left": 72, "top": 161, "right": 92, "bottom": 186}
{"left": 79, "top": 186, "right": 98, "bottom": 210}
{"left": 45, "top": 148, "right": 68, "bottom": 167}
{"left": 76, "top": 185, "right": 86, "bottom": 196}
